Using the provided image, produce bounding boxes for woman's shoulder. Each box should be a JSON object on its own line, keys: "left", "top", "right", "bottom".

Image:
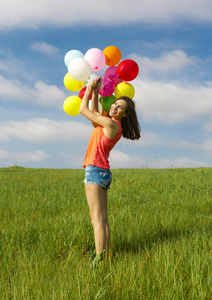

{"left": 102, "top": 119, "right": 121, "bottom": 139}
{"left": 113, "top": 119, "right": 122, "bottom": 130}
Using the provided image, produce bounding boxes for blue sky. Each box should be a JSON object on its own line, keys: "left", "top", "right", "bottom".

{"left": 1, "top": 0, "right": 212, "bottom": 169}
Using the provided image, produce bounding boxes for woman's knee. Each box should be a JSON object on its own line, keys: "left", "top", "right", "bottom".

{"left": 91, "top": 217, "right": 107, "bottom": 229}
{"left": 90, "top": 208, "right": 108, "bottom": 225}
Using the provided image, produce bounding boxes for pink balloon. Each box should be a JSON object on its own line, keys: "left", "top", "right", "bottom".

{"left": 99, "top": 78, "right": 115, "bottom": 97}
{"left": 104, "top": 66, "right": 117, "bottom": 79}
{"left": 84, "top": 48, "right": 106, "bottom": 71}
{"left": 104, "top": 66, "right": 122, "bottom": 87}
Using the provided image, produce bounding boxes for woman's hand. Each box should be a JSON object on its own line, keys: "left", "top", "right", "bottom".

{"left": 80, "top": 77, "right": 102, "bottom": 115}
{"left": 86, "top": 77, "right": 102, "bottom": 91}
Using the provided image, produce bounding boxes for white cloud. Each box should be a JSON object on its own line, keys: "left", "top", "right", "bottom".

{"left": 110, "top": 150, "right": 139, "bottom": 168}
{"left": 109, "top": 149, "right": 209, "bottom": 169}
{"left": 134, "top": 79, "right": 212, "bottom": 124}
{"left": 202, "top": 122, "right": 212, "bottom": 132}
{"left": 0, "top": 118, "right": 92, "bottom": 143}
{"left": 137, "top": 130, "right": 166, "bottom": 146}
{"left": 146, "top": 158, "right": 209, "bottom": 169}
{"left": 55, "top": 147, "right": 85, "bottom": 166}
{"left": 0, "top": 51, "right": 34, "bottom": 80}
{"left": 200, "top": 140, "right": 212, "bottom": 152}
{"left": 116, "top": 131, "right": 165, "bottom": 152}
{"left": 0, "top": 76, "right": 66, "bottom": 108}
{"left": 135, "top": 130, "right": 212, "bottom": 154}
{"left": 34, "top": 81, "right": 66, "bottom": 107}
{"left": 110, "top": 148, "right": 156, "bottom": 168}
{"left": 0, "top": 56, "right": 24, "bottom": 74}
{"left": 1, "top": 0, "right": 212, "bottom": 30}
{"left": 0, "top": 150, "right": 49, "bottom": 164}
{"left": 30, "top": 42, "right": 59, "bottom": 56}
{"left": 130, "top": 50, "right": 198, "bottom": 75}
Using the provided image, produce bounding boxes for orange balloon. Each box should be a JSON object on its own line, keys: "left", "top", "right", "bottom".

{"left": 103, "top": 46, "right": 121, "bottom": 66}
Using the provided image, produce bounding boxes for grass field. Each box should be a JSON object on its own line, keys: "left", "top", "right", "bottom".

{"left": 0, "top": 166, "right": 211, "bottom": 299}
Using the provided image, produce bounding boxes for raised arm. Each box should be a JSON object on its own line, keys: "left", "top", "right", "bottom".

{"left": 89, "top": 83, "right": 99, "bottom": 113}
{"left": 80, "top": 77, "right": 101, "bottom": 115}
{"left": 80, "top": 78, "right": 118, "bottom": 132}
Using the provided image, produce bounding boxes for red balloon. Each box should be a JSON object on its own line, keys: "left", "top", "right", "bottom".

{"left": 117, "top": 59, "right": 139, "bottom": 81}
{"left": 78, "top": 86, "right": 92, "bottom": 100}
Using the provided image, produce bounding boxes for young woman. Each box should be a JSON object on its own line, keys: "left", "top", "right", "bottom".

{"left": 80, "top": 77, "right": 140, "bottom": 268}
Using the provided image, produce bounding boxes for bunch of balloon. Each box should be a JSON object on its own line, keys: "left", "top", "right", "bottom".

{"left": 63, "top": 46, "right": 139, "bottom": 116}
{"left": 63, "top": 48, "right": 106, "bottom": 116}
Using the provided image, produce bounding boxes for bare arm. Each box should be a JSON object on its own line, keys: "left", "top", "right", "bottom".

{"left": 89, "top": 87, "right": 99, "bottom": 113}
{"left": 80, "top": 78, "right": 118, "bottom": 133}
{"left": 80, "top": 78, "right": 101, "bottom": 115}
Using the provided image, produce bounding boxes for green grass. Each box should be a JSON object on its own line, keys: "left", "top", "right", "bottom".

{"left": 0, "top": 166, "right": 211, "bottom": 299}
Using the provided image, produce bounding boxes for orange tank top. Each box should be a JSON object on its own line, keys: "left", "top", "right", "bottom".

{"left": 83, "top": 120, "right": 122, "bottom": 169}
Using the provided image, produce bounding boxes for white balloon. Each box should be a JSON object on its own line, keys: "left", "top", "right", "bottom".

{"left": 68, "top": 58, "right": 92, "bottom": 81}
{"left": 64, "top": 50, "right": 84, "bottom": 67}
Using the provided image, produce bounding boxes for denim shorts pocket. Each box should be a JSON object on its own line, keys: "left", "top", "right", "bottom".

{"left": 99, "top": 171, "right": 112, "bottom": 189}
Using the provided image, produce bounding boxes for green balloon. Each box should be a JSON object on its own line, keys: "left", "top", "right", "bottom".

{"left": 99, "top": 95, "right": 116, "bottom": 112}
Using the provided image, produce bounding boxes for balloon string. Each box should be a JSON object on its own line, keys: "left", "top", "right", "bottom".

{"left": 101, "top": 74, "right": 119, "bottom": 89}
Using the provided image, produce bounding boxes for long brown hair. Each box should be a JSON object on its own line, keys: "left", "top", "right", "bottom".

{"left": 117, "top": 96, "right": 141, "bottom": 140}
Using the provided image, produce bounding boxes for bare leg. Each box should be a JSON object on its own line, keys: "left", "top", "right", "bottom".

{"left": 85, "top": 184, "right": 110, "bottom": 258}
{"left": 103, "top": 188, "right": 110, "bottom": 259}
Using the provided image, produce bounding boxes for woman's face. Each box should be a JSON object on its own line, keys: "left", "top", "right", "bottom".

{"left": 109, "top": 99, "right": 127, "bottom": 120}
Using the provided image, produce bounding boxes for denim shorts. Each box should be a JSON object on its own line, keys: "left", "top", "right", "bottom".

{"left": 84, "top": 165, "right": 112, "bottom": 190}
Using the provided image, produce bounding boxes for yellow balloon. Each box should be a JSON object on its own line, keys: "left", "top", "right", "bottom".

{"left": 63, "top": 73, "right": 84, "bottom": 92}
{"left": 115, "top": 82, "right": 135, "bottom": 99}
{"left": 63, "top": 96, "right": 82, "bottom": 116}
